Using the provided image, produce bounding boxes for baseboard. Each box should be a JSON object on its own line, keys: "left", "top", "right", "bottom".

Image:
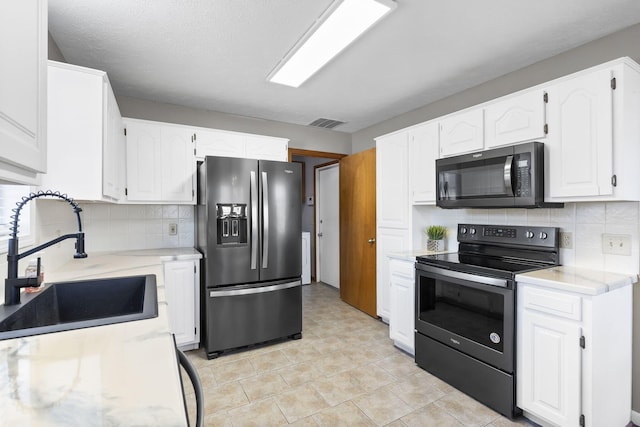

{"left": 631, "top": 410, "right": 640, "bottom": 425}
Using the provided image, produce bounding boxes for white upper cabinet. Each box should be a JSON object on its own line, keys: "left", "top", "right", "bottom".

{"left": 124, "top": 118, "right": 196, "bottom": 204}
{"left": 194, "top": 128, "right": 245, "bottom": 159}
{"left": 439, "top": 109, "right": 484, "bottom": 157}
{"left": 42, "top": 62, "right": 124, "bottom": 201}
{"left": 409, "top": 121, "right": 439, "bottom": 204}
{"left": 195, "top": 128, "right": 289, "bottom": 162}
{"left": 243, "top": 134, "right": 288, "bottom": 161}
{"left": 545, "top": 59, "right": 640, "bottom": 202}
{"left": 546, "top": 67, "right": 614, "bottom": 199}
{"left": 0, "top": 0, "right": 47, "bottom": 184}
{"left": 484, "top": 89, "right": 546, "bottom": 149}
{"left": 376, "top": 131, "right": 409, "bottom": 229}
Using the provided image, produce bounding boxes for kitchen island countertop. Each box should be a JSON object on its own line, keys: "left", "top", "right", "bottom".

{"left": 0, "top": 248, "right": 201, "bottom": 427}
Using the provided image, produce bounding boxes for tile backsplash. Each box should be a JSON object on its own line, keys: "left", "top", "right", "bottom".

{"left": 31, "top": 200, "right": 194, "bottom": 271}
{"left": 413, "top": 201, "right": 640, "bottom": 274}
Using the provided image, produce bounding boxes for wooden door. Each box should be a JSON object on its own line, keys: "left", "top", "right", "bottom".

{"left": 340, "top": 148, "right": 377, "bottom": 317}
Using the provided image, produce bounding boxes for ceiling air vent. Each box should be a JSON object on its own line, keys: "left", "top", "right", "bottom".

{"left": 308, "top": 118, "right": 345, "bottom": 129}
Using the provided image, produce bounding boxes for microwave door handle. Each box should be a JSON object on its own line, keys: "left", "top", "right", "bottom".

{"left": 504, "top": 155, "right": 514, "bottom": 196}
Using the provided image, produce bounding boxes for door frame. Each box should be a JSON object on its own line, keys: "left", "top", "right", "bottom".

{"left": 289, "top": 148, "right": 346, "bottom": 282}
{"left": 314, "top": 160, "right": 339, "bottom": 286}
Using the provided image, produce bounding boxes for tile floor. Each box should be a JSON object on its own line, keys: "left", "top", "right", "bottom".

{"left": 183, "top": 282, "right": 535, "bottom": 426}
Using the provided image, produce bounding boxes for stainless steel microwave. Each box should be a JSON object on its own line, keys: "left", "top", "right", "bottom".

{"left": 436, "top": 142, "right": 562, "bottom": 209}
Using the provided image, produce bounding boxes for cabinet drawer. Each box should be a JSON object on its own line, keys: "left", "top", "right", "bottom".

{"left": 390, "top": 259, "right": 414, "bottom": 279}
{"left": 521, "top": 286, "right": 582, "bottom": 321}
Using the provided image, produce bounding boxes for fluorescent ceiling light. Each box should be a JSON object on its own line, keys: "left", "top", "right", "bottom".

{"left": 268, "top": 0, "right": 396, "bottom": 88}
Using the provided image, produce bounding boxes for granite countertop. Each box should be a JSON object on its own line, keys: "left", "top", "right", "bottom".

{"left": 515, "top": 265, "right": 637, "bottom": 296}
{"left": 0, "top": 248, "right": 201, "bottom": 427}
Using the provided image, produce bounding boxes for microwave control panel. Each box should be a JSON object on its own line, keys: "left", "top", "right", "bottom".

{"left": 514, "top": 153, "right": 531, "bottom": 197}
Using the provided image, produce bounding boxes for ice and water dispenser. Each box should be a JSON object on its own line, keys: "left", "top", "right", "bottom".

{"left": 216, "top": 203, "right": 247, "bottom": 245}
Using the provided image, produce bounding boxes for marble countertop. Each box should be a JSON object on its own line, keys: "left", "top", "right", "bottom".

{"left": 387, "top": 249, "right": 454, "bottom": 261}
{"left": 516, "top": 265, "right": 637, "bottom": 295}
{"left": 0, "top": 248, "right": 201, "bottom": 427}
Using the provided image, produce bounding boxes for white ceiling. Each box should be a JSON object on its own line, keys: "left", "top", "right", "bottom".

{"left": 48, "top": 0, "right": 640, "bottom": 133}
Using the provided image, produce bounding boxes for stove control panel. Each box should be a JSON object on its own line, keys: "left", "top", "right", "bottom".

{"left": 457, "top": 224, "right": 559, "bottom": 248}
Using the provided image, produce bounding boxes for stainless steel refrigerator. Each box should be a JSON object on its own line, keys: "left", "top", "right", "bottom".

{"left": 196, "top": 156, "right": 302, "bottom": 359}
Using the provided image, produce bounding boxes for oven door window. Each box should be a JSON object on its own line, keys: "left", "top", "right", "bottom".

{"left": 418, "top": 276, "right": 505, "bottom": 352}
{"left": 438, "top": 156, "right": 513, "bottom": 200}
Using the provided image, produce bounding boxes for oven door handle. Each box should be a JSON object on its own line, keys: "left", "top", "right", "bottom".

{"left": 415, "top": 264, "right": 509, "bottom": 288}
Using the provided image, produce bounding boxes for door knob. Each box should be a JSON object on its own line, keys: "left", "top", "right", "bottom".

{"left": 318, "top": 232, "right": 323, "bottom": 237}
{"left": 368, "top": 238, "right": 375, "bottom": 244}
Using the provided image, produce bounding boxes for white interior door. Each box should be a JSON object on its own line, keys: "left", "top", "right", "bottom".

{"left": 316, "top": 163, "right": 339, "bottom": 288}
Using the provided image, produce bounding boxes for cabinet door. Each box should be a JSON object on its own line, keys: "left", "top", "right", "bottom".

{"left": 0, "top": 0, "right": 47, "bottom": 184}
{"left": 103, "top": 80, "right": 125, "bottom": 200}
{"left": 547, "top": 68, "right": 614, "bottom": 198}
{"left": 376, "top": 132, "right": 409, "bottom": 229}
{"left": 43, "top": 63, "right": 104, "bottom": 199}
{"left": 439, "top": 109, "right": 484, "bottom": 157}
{"left": 160, "top": 125, "right": 195, "bottom": 202}
{"left": 194, "top": 129, "right": 245, "bottom": 160}
{"left": 125, "top": 120, "right": 162, "bottom": 201}
{"left": 409, "top": 122, "right": 439, "bottom": 204}
{"left": 376, "top": 227, "right": 410, "bottom": 321}
{"left": 244, "top": 134, "right": 289, "bottom": 161}
{"left": 389, "top": 259, "right": 415, "bottom": 354}
{"left": 164, "top": 260, "right": 198, "bottom": 347}
{"left": 518, "top": 309, "right": 582, "bottom": 426}
{"left": 485, "top": 90, "right": 546, "bottom": 148}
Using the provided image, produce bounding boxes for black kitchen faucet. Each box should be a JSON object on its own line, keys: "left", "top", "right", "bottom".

{"left": 4, "top": 190, "right": 88, "bottom": 306}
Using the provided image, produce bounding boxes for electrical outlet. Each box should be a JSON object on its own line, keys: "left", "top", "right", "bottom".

{"left": 559, "top": 231, "right": 573, "bottom": 249}
{"left": 168, "top": 223, "right": 178, "bottom": 236}
{"left": 602, "top": 233, "right": 631, "bottom": 256}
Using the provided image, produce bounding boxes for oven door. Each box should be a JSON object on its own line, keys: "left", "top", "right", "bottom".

{"left": 415, "top": 263, "right": 514, "bottom": 373}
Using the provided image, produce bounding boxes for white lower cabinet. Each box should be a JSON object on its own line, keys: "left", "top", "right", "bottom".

{"left": 388, "top": 258, "right": 415, "bottom": 355}
{"left": 376, "top": 228, "right": 410, "bottom": 322}
{"left": 164, "top": 259, "right": 200, "bottom": 350}
{"left": 517, "top": 282, "right": 632, "bottom": 427}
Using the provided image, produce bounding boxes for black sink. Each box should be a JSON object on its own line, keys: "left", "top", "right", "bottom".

{"left": 0, "top": 275, "right": 158, "bottom": 340}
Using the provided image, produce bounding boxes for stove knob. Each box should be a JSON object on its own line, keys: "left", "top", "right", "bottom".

{"left": 525, "top": 231, "right": 534, "bottom": 239}
{"left": 539, "top": 232, "right": 548, "bottom": 239}
{"left": 470, "top": 228, "right": 477, "bottom": 235}
{"left": 460, "top": 227, "right": 467, "bottom": 234}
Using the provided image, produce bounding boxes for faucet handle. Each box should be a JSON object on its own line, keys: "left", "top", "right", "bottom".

{"left": 36, "top": 257, "right": 42, "bottom": 285}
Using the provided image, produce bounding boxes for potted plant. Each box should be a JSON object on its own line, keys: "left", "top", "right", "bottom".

{"left": 424, "top": 225, "right": 447, "bottom": 252}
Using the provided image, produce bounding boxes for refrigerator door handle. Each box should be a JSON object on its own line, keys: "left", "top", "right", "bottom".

{"left": 209, "top": 280, "right": 301, "bottom": 297}
{"left": 250, "top": 170, "right": 258, "bottom": 270}
{"left": 261, "top": 171, "right": 269, "bottom": 269}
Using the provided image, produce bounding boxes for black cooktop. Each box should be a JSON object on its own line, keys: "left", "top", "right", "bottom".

{"left": 416, "top": 224, "right": 560, "bottom": 280}
{"left": 416, "top": 252, "right": 553, "bottom": 279}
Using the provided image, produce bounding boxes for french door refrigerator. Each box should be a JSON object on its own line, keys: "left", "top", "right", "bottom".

{"left": 196, "top": 156, "right": 302, "bottom": 359}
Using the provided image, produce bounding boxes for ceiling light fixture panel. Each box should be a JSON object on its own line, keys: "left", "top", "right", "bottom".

{"left": 268, "top": 0, "right": 396, "bottom": 88}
